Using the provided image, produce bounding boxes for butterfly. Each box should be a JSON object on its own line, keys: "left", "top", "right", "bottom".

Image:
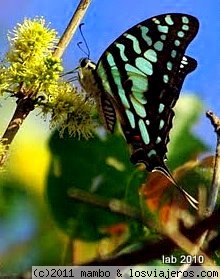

{"left": 78, "top": 13, "right": 199, "bottom": 208}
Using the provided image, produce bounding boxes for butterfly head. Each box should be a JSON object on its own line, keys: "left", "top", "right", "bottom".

{"left": 78, "top": 58, "right": 99, "bottom": 97}
{"left": 79, "top": 58, "right": 96, "bottom": 69}
{"left": 78, "top": 58, "right": 96, "bottom": 79}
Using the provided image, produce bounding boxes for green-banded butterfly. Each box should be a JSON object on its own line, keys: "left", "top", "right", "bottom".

{"left": 78, "top": 13, "right": 199, "bottom": 208}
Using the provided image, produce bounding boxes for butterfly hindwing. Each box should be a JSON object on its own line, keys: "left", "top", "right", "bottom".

{"left": 95, "top": 13, "right": 199, "bottom": 170}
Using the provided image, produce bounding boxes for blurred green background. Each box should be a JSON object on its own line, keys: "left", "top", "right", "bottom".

{"left": 0, "top": 95, "right": 214, "bottom": 274}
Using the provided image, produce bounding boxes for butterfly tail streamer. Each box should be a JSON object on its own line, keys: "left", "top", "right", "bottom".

{"left": 154, "top": 166, "right": 198, "bottom": 210}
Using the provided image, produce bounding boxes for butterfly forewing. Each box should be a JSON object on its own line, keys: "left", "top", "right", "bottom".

{"left": 95, "top": 13, "right": 199, "bottom": 171}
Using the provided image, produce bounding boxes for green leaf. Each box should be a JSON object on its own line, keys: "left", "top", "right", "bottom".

{"left": 168, "top": 95, "right": 208, "bottom": 170}
{"left": 46, "top": 131, "right": 144, "bottom": 241}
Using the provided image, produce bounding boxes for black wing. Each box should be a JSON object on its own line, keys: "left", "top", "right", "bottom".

{"left": 96, "top": 13, "right": 199, "bottom": 171}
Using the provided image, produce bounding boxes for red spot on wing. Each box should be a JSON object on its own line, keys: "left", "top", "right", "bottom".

{"left": 132, "top": 135, "right": 142, "bottom": 141}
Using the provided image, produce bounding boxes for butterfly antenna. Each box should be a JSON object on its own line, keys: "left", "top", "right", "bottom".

{"left": 79, "top": 23, "right": 90, "bottom": 58}
{"left": 155, "top": 165, "right": 198, "bottom": 210}
{"left": 77, "top": 42, "right": 89, "bottom": 57}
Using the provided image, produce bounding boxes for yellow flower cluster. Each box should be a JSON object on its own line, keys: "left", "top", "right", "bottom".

{"left": 5, "top": 17, "right": 62, "bottom": 95}
{"left": 48, "top": 82, "right": 96, "bottom": 139}
{"left": 0, "top": 17, "right": 96, "bottom": 139}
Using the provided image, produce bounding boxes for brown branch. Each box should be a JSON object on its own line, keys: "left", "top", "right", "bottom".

{"left": 0, "top": 96, "right": 35, "bottom": 166}
{"left": 53, "top": 0, "right": 92, "bottom": 58}
{"left": 68, "top": 188, "right": 215, "bottom": 266}
{"left": 206, "top": 110, "right": 220, "bottom": 215}
{"left": 68, "top": 187, "right": 152, "bottom": 228}
{"left": 0, "top": 0, "right": 91, "bottom": 166}
{"left": 175, "top": 111, "right": 220, "bottom": 274}
{"left": 80, "top": 209, "right": 220, "bottom": 266}
{"left": 5, "top": 210, "right": 220, "bottom": 277}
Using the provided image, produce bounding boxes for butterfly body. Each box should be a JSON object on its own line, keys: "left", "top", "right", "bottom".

{"left": 78, "top": 13, "right": 199, "bottom": 208}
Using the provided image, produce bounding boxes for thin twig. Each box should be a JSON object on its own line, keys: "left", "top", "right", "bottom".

{"left": 175, "top": 111, "right": 220, "bottom": 276}
{"left": 206, "top": 110, "right": 220, "bottom": 216}
{"left": 79, "top": 209, "right": 220, "bottom": 266}
{"left": 53, "top": 0, "right": 92, "bottom": 58}
{"left": 68, "top": 187, "right": 152, "bottom": 228}
{"left": 68, "top": 187, "right": 218, "bottom": 266}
